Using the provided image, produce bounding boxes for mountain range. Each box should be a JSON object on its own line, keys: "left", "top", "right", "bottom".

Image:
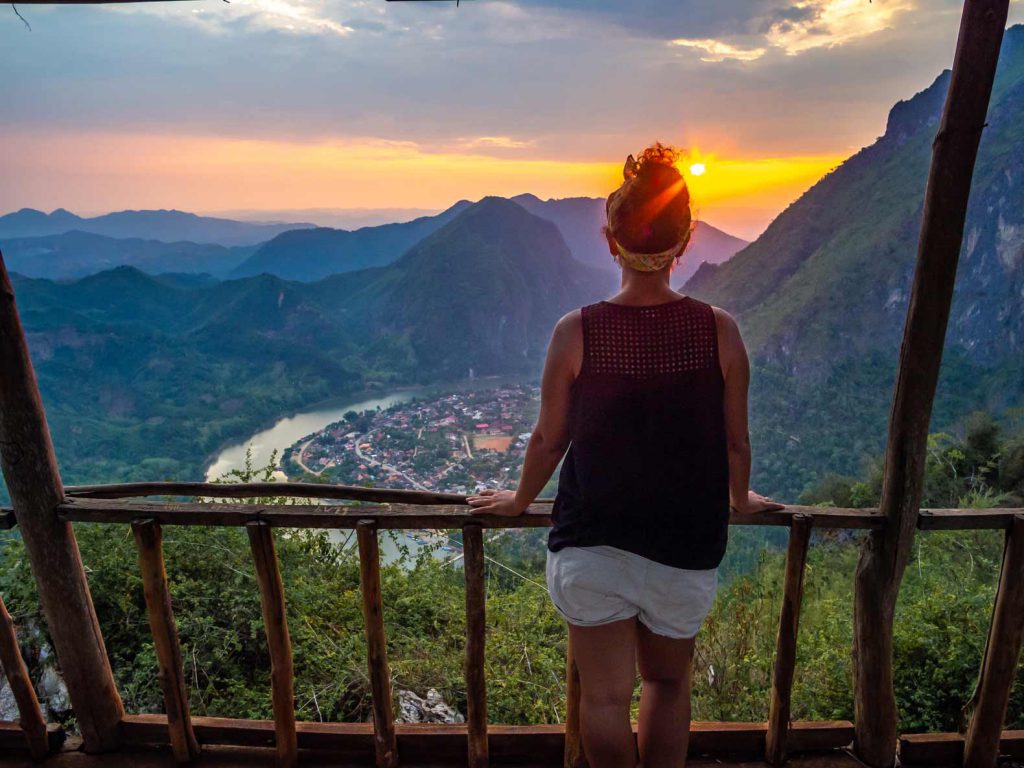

{"left": 685, "top": 23, "right": 1024, "bottom": 494}
{"left": 509, "top": 193, "right": 749, "bottom": 284}
{"left": 5, "top": 25, "right": 1024, "bottom": 499}
{"left": 0, "top": 207, "right": 314, "bottom": 247}
{"left": 3, "top": 197, "right": 608, "bottom": 488}
{"left": 0, "top": 231, "right": 256, "bottom": 280}
{"left": 0, "top": 199, "right": 747, "bottom": 284}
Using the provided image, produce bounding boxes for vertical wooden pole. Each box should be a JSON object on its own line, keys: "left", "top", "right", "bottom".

{"left": 766, "top": 514, "right": 812, "bottom": 765}
{"left": 131, "top": 520, "right": 200, "bottom": 764}
{"left": 356, "top": 520, "right": 398, "bottom": 768}
{"left": 0, "top": 593, "right": 50, "bottom": 760}
{"left": 563, "top": 632, "right": 585, "bottom": 768}
{"left": 247, "top": 522, "right": 297, "bottom": 768}
{"left": 851, "top": 3, "right": 1009, "bottom": 766}
{"left": 0, "top": 252, "right": 124, "bottom": 752}
{"left": 462, "top": 523, "right": 488, "bottom": 768}
{"left": 963, "top": 515, "right": 1024, "bottom": 768}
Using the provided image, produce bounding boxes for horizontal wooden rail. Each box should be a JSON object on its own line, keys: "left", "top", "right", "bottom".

{"left": 66, "top": 481, "right": 487, "bottom": 505}
{"left": 917, "top": 509, "right": 1024, "bottom": 529}
{"left": 0, "top": 722, "right": 64, "bottom": 755}
{"left": 901, "top": 730, "right": 1024, "bottom": 765}
{"left": 47, "top": 496, "right": 887, "bottom": 530}
{"left": 118, "top": 714, "right": 854, "bottom": 762}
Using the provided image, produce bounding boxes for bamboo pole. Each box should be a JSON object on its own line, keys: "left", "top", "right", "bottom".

{"left": 851, "top": 3, "right": 1009, "bottom": 765}
{"left": 462, "top": 523, "right": 488, "bottom": 768}
{"left": 357, "top": 521, "right": 398, "bottom": 768}
{"left": 0, "top": 252, "right": 124, "bottom": 751}
{"left": 131, "top": 520, "right": 200, "bottom": 763}
{"left": 766, "top": 514, "right": 812, "bottom": 765}
{"left": 963, "top": 515, "right": 1024, "bottom": 767}
{"left": 0, "top": 593, "right": 50, "bottom": 760}
{"left": 563, "top": 632, "right": 585, "bottom": 768}
{"left": 247, "top": 522, "right": 297, "bottom": 768}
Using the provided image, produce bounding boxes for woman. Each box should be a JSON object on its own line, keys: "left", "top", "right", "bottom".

{"left": 467, "top": 143, "right": 782, "bottom": 768}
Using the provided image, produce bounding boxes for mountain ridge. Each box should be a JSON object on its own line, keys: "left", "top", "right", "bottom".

{"left": 0, "top": 207, "right": 314, "bottom": 247}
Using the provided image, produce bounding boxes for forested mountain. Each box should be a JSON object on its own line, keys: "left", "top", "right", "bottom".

{"left": 0, "top": 231, "right": 254, "bottom": 279}
{"left": 687, "top": 24, "right": 1024, "bottom": 495}
{"left": 511, "top": 193, "right": 748, "bottom": 284}
{"left": 0, "top": 208, "right": 311, "bottom": 246}
{"left": 310, "top": 196, "right": 612, "bottom": 378}
{"left": 4, "top": 197, "right": 606, "bottom": 487}
{"left": 229, "top": 200, "right": 473, "bottom": 281}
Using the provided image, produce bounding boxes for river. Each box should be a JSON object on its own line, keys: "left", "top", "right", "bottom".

{"left": 203, "top": 376, "right": 531, "bottom": 565}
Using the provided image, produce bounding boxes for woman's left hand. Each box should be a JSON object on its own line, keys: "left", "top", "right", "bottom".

{"left": 467, "top": 489, "right": 522, "bottom": 516}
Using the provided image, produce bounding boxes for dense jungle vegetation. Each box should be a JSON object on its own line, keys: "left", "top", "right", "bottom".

{"left": 1, "top": 411, "right": 1022, "bottom": 734}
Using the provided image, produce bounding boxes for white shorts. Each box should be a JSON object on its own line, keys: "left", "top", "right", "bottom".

{"left": 545, "top": 545, "right": 718, "bottom": 639}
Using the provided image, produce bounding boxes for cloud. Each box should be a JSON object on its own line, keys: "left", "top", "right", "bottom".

{"left": 668, "top": 0, "right": 916, "bottom": 64}
{"left": 108, "top": 0, "right": 359, "bottom": 38}
{"left": 670, "top": 38, "right": 767, "bottom": 63}
{"left": 456, "top": 136, "right": 536, "bottom": 150}
{"left": 763, "top": 0, "right": 914, "bottom": 55}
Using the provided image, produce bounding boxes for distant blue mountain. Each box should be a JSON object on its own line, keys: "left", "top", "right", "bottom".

{"left": 0, "top": 230, "right": 254, "bottom": 280}
{"left": 229, "top": 200, "right": 474, "bottom": 281}
{"left": 0, "top": 208, "right": 313, "bottom": 247}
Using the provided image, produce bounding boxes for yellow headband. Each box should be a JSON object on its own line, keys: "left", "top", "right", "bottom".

{"left": 612, "top": 228, "right": 691, "bottom": 272}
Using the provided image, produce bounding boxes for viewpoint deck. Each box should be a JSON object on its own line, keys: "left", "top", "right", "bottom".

{"left": 0, "top": 742, "right": 867, "bottom": 768}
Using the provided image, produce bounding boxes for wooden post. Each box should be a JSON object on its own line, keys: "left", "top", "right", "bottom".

{"left": 766, "top": 514, "right": 812, "bottom": 765}
{"left": 462, "top": 523, "right": 488, "bottom": 768}
{"left": 963, "top": 515, "right": 1024, "bottom": 767}
{"left": 246, "top": 522, "right": 297, "bottom": 768}
{"left": 563, "top": 632, "right": 585, "bottom": 768}
{"left": 851, "top": 3, "right": 1009, "bottom": 766}
{"left": 356, "top": 520, "right": 398, "bottom": 768}
{"left": 131, "top": 520, "right": 200, "bottom": 763}
{"left": 0, "top": 593, "right": 50, "bottom": 760}
{"left": 0, "top": 252, "right": 124, "bottom": 751}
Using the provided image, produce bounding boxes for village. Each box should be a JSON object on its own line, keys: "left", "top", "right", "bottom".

{"left": 282, "top": 384, "right": 541, "bottom": 496}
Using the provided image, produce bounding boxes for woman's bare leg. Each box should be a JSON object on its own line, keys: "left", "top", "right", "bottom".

{"left": 568, "top": 618, "right": 639, "bottom": 768}
{"left": 636, "top": 622, "right": 695, "bottom": 768}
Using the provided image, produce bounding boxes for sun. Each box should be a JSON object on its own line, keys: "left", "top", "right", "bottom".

{"left": 689, "top": 163, "right": 707, "bottom": 176}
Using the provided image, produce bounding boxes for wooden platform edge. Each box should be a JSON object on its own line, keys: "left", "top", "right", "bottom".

{"left": 118, "top": 715, "right": 852, "bottom": 761}
{"left": 900, "top": 730, "right": 1024, "bottom": 765}
{"left": 0, "top": 721, "right": 65, "bottom": 754}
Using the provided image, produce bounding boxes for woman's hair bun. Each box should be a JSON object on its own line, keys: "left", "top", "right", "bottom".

{"left": 622, "top": 143, "right": 681, "bottom": 181}
{"left": 607, "top": 142, "right": 692, "bottom": 257}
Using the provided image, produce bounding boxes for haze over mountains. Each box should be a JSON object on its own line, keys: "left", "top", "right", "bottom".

{"left": 0, "top": 196, "right": 748, "bottom": 284}
{"left": 0, "top": 207, "right": 313, "bottom": 246}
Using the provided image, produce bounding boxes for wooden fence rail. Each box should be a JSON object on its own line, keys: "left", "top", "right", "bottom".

{"left": 3, "top": 487, "right": 1024, "bottom": 766}
{"left": 765, "top": 514, "right": 812, "bottom": 765}
{"left": 130, "top": 520, "right": 200, "bottom": 763}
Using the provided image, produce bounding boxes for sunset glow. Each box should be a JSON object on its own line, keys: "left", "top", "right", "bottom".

{"left": 3, "top": 130, "right": 845, "bottom": 239}
{"left": 4, "top": 0, "right": 1015, "bottom": 239}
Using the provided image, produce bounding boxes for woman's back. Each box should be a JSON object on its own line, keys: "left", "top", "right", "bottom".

{"left": 549, "top": 295, "right": 730, "bottom": 570}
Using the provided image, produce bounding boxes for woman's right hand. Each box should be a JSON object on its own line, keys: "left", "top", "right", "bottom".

{"left": 731, "top": 490, "right": 784, "bottom": 515}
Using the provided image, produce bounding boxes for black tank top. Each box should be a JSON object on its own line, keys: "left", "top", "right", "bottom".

{"left": 548, "top": 296, "right": 730, "bottom": 570}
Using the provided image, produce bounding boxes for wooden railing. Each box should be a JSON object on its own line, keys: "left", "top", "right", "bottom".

{"left": 2, "top": 481, "right": 1022, "bottom": 766}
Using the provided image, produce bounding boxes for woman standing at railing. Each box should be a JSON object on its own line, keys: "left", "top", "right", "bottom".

{"left": 468, "top": 142, "right": 782, "bottom": 768}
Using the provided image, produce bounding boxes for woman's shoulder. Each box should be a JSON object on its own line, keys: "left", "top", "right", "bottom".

{"left": 552, "top": 308, "right": 583, "bottom": 340}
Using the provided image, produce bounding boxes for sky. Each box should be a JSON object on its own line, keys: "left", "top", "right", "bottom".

{"left": 2, "top": 0, "right": 1023, "bottom": 239}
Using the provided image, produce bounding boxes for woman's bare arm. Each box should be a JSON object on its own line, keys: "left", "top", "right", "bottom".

{"left": 468, "top": 310, "right": 581, "bottom": 516}
{"left": 715, "top": 307, "right": 783, "bottom": 515}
